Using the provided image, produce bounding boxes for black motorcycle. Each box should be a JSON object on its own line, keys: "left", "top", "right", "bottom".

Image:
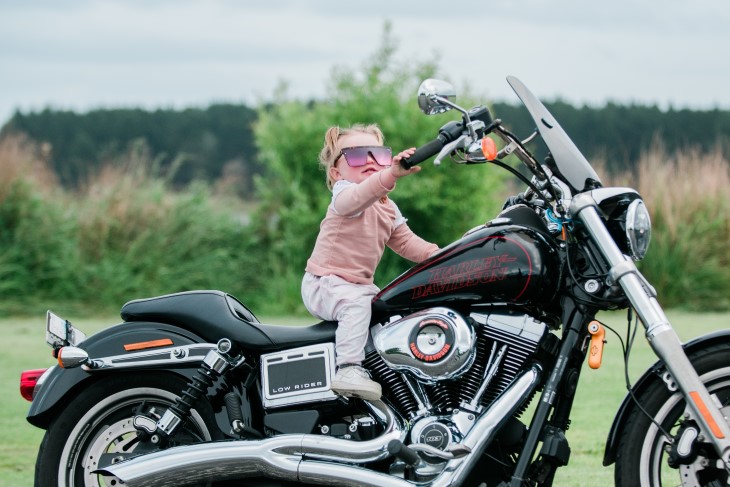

{"left": 20, "top": 76, "right": 730, "bottom": 487}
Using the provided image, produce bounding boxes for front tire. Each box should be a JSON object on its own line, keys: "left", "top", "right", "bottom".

{"left": 34, "top": 373, "right": 220, "bottom": 487}
{"left": 615, "top": 343, "right": 730, "bottom": 486}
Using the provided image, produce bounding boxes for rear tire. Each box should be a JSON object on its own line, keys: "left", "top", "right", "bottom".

{"left": 614, "top": 343, "right": 730, "bottom": 486}
{"left": 34, "top": 372, "right": 220, "bottom": 487}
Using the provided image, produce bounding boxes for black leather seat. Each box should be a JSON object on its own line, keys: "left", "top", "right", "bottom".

{"left": 120, "top": 290, "right": 337, "bottom": 352}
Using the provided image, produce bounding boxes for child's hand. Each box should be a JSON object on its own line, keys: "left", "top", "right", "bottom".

{"left": 391, "top": 148, "right": 421, "bottom": 178}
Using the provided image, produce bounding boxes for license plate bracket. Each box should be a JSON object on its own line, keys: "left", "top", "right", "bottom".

{"left": 46, "top": 311, "right": 86, "bottom": 348}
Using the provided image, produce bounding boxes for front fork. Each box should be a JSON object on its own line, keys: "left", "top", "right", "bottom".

{"left": 576, "top": 202, "right": 730, "bottom": 469}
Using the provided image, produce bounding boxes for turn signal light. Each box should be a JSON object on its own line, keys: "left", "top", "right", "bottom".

{"left": 20, "top": 368, "right": 48, "bottom": 402}
{"left": 481, "top": 137, "right": 498, "bottom": 161}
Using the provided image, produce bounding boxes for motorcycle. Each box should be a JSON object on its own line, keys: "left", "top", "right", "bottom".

{"left": 19, "top": 76, "right": 730, "bottom": 487}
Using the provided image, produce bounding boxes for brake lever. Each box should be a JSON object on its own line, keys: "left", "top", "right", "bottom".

{"left": 434, "top": 135, "right": 471, "bottom": 165}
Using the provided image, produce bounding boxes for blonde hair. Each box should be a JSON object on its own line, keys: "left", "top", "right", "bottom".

{"left": 319, "top": 124, "right": 385, "bottom": 190}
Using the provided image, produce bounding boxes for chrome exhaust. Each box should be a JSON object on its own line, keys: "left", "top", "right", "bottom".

{"left": 100, "top": 366, "right": 541, "bottom": 487}
{"left": 99, "top": 399, "right": 406, "bottom": 487}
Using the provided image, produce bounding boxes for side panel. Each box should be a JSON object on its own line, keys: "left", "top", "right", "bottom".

{"left": 27, "top": 322, "right": 206, "bottom": 428}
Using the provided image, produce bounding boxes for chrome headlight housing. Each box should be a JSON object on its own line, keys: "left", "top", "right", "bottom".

{"left": 625, "top": 199, "right": 651, "bottom": 260}
{"left": 593, "top": 189, "right": 652, "bottom": 261}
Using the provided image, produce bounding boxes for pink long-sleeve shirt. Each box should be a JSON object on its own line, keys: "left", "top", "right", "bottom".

{"left": 305, "top": 170, "right": 439, "bottom": 285}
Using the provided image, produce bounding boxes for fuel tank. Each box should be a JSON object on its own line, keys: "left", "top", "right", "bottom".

{"left": 373, "top": 207, "right": 561, "bottom": 316}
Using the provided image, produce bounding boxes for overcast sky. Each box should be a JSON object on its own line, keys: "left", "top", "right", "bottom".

{"left": 2, "top": 0, "right": 730, "bottom": 126}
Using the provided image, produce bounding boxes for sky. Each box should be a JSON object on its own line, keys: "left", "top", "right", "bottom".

{"left": 2, "top": 0, "right": 730, "bottom": 126}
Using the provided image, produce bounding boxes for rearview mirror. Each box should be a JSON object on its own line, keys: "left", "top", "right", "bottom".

{"left": 417, "top": 79, "right": 457, "bottom": 115}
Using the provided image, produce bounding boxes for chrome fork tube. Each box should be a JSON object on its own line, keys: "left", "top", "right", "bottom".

{"left": 577, "top": 203, "right": 730, "bottom": 465}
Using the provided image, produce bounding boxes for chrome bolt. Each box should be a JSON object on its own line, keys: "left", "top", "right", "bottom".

{"left": 584, "top": 280, "right": 601, "bottom": 294}
{"left": 217, "top": 339, "right": 233, "bottom": 354}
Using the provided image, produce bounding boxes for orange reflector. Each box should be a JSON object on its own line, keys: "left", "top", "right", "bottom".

{"left": 481, "top": 137, "right": 498, "bottom": 160}
{"left": 124, "top": 338, "right": 173, "bottom": 351}
{"left": 587, "top": 321, "right": 606, "bottom": 369}
{"left": 689, "top": 391, "right": 726, "bottom": 439}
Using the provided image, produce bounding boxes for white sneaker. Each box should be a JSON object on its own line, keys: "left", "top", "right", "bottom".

{"left": 331, "top": 365, "right": 382, "bottom": 401}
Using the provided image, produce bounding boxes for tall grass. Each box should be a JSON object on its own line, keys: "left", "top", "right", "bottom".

{"left": 1, "top": 133, "right": 729, "bottom": 314}
{"left": 605, "top": 143, "right": 730, "bottom": 310}
{"left": 0, "top": 135, "right": 262, "bottom": 316}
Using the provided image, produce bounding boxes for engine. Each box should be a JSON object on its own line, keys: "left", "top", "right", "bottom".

{"left": 366, "top": 308, "right": 550, "bottom": 421}
{"left": 370, "top": 307, "right": 476, "bottom": 382}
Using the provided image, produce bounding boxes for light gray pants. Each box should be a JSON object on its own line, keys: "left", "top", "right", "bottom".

{"left": 301, "top": 272, "right": 379, "bottom": 366}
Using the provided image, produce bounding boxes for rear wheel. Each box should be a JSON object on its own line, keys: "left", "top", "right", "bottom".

{"left": 615, "top": 343, "right": 730, "bottom": 486}
{"left": 34, "top": 373, "right": 220, "bottom": 487}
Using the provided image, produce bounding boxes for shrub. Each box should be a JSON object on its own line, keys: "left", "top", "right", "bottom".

{"left": 248, "top": 26, "right": 508, "bottom": 314}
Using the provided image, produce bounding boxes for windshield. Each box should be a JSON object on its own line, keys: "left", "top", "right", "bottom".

{"left": 506, "top": 76, "right": 601, "bottom": 192}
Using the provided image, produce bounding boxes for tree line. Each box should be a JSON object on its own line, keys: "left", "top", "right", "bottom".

{"left": 1, "top": 104, "right": 259, "bottom": 194}
{"left": 3, "top": 95, "right": 730, "bottom": 192}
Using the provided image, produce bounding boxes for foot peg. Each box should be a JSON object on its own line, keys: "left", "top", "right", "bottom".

{"left": 387, "top": 439, "right": 421, "bottom": 467}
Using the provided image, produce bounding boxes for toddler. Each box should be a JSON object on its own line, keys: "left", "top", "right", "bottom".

{"left": 302, "top": 124, "right": 439, "bottom": 401}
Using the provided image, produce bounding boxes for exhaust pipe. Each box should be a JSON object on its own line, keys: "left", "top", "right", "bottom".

{"left": 99, "top": 399, "right": 406, "bottom": 487}
{"left": 100, "top": 366, "right": 541, "bottom": 487}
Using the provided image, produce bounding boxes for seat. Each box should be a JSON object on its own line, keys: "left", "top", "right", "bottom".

{"left": 120, "top": 290, "right": 337, "bottom": 352}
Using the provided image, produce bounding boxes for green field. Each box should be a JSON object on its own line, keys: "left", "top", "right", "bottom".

{"left": 2, "top": 310, "right": 728, "bottom": 486}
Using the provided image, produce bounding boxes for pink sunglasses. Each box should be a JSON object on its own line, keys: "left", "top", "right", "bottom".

{"left": 335, "top": 146, "right": 393, "bottom": 167}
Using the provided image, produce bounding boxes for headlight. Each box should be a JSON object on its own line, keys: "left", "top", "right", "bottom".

{"left": 625, "top": 199, "right": 651, "bottom": 260}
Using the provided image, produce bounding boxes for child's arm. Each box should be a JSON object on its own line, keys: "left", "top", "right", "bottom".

{"left": 332, "top": 172, "right": 395, "bottom": 216}
{"left": 333, "top": 148, "right": 418, "bottom": 216}
{"left": 387, "top": 223, "right": 439, "bottom": 263}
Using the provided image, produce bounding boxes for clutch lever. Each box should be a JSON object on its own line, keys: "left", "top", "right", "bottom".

{"left": 434, "top": 135, "right": 471, "bottom": 165}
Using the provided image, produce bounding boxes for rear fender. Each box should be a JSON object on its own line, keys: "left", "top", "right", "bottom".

{"left": 27, "top": 321, "right": 208, "bottom": 429}
{"left": 603, "top": 329, "right": 730, "bottom": 466}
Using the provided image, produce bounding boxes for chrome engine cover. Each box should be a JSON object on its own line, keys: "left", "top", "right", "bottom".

{"left": 371, "top": 307, "right": 476, "bottom": 382}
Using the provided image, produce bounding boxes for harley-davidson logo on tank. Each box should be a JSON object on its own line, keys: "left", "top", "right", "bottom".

{"left": 411, "top": 252, "right": 518, "bottom": 300}
{"left": 373, "top": 225, "right": 560, "bottom": 314}
{"left": 373, "top": 223, "right": 560, "bottom": 319}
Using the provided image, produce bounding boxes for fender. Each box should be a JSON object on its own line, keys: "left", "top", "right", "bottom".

{"left": 27, "top": 321, "right": 208, "bottom": 429}
{"left": 603, "top": 329, "right": 730, "bottom": 466}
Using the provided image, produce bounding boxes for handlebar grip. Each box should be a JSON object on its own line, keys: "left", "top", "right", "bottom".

{"left": 400, "top": 137, "right": 445, "bottom": 169}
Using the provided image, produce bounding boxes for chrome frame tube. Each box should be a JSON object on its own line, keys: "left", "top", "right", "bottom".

{"left": 573, "top": 195, "right": 730, "bottom": 465}
{"left": 430, "top": 364, "right": 542, "bottom": 487}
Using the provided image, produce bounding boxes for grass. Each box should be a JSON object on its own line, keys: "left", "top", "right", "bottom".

{"left": 1, "top": 310, "right": 728, "bottom": 486}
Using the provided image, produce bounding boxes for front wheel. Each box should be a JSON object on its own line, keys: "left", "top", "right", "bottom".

{"left": 34, "top": 372, "right": 221, "bottom": 487}
{"left": 615, "top": 343, "right": 730, "bottom": 486}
